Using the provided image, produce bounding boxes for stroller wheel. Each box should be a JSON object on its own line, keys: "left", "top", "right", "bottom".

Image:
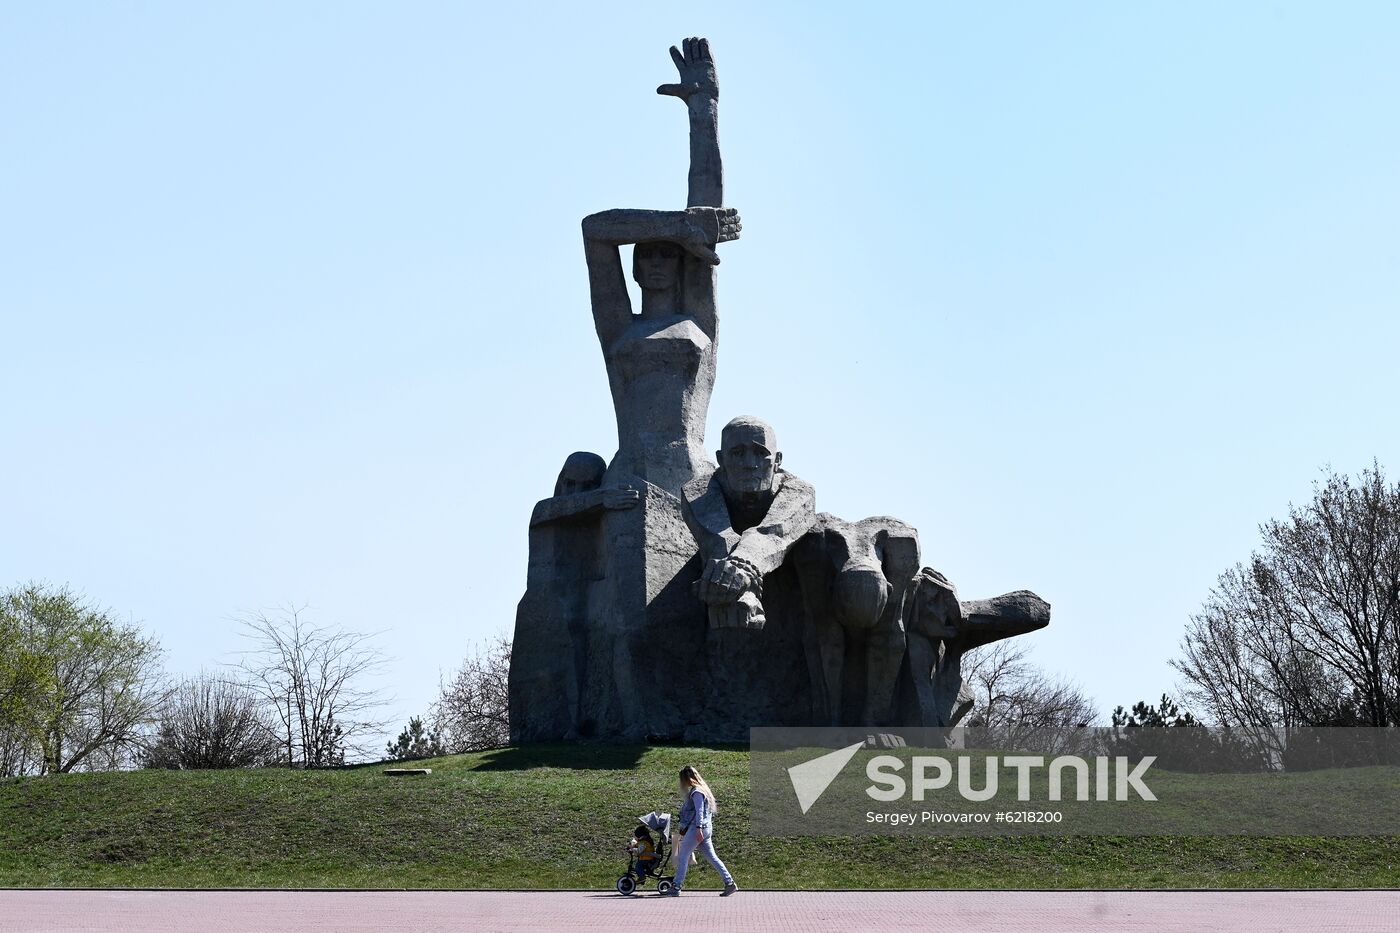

{"left": 616, "top": 875, "right": 637, "bottom": 896}
{"left": 656, "top": 879, "right": 674, "bottom": 894}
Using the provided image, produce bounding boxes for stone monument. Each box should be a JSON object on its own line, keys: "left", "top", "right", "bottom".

{"left": 508, "top": 38, "right": 1051, "bottom": 743}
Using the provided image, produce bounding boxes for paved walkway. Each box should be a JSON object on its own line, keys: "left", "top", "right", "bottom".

{"left": 1, "top": 890, "right": 1395, "bottom": 932}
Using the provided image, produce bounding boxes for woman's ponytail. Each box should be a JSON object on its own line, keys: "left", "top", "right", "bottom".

{"left": 679, "top": 764, "right": 718, "bottom": 814}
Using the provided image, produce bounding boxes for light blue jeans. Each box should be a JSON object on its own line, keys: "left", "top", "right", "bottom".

{"left": 672, "top": 826, "right": 734, "bottom": 890}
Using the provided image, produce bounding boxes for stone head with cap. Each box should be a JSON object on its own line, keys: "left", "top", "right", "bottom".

{"left": 716, "top": 415, "right": 781, "bottom": 496}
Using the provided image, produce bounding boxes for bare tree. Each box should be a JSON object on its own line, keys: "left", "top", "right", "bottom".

{"left": 432, "top": 636, "right": 511, "bottom": 752}
{"left": 0, "top": 583, "right": 166, "bottom": 774}
{"left": 960, "top": 641, "right": 1097, "bottom": 746}
{"left": 145, "top": 673, "right": 281, "bottom": 769}
{"left": 0, "top": 720, "right": 39, "bottom": 778}
{"left": 1175, "top": 464, "right": 1400, "bottom": 730}
{"left": 236, "top": 606, "right": 388, "bottom": 768}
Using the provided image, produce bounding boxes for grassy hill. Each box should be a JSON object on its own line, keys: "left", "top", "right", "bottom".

{"left": 2, "top": 744, "right": 1398, "bottom": 889}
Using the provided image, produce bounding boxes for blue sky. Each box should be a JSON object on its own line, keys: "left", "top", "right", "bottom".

{"left": 3, "top": 3, "right": 1397, "bottom": 742}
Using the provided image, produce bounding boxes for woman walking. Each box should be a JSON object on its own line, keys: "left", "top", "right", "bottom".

{"left": 664, "top": 765, "right": 738, "bottom": 896}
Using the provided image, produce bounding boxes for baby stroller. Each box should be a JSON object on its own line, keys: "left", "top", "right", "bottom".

{"left": 616, "top": 811, "right": 675, "bottom": 895}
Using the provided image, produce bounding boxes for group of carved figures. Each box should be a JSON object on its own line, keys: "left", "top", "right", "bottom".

{"left": 508, "top": 39, "right": 1049, "bottom": 743}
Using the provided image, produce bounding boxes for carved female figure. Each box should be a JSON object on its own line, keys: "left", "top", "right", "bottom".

{"left": 581, "top": 38, "right": 741, "bottom": 498}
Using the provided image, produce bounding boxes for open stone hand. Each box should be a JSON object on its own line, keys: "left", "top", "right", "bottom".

{"left": 603, "top": 486, "right": 641, "bottom": 510}
{"left": 680, "top": 207, "right": 741, "bottom": 265}
{"left": 694, "top": 206, "right": 741, "bottom": 244}
{"left": 657, "top": 36, "right": 719, "bottom": 102}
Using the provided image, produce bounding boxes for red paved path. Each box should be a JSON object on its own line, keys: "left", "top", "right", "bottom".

{"left": 1, "top": 890, "right": 1395, "bottom": 932}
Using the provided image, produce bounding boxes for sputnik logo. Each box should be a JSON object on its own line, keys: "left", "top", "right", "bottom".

{"left": 786, "top": 741, "right": 865, "bottom": 814}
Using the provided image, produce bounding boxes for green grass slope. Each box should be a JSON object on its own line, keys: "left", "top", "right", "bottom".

{"left": 2, "top": 744, "right": 1398, "bottom": 889}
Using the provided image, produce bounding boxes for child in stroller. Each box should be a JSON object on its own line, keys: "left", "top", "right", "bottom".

{"left": 616, "top": 811, "right": 675, "bottom": 895}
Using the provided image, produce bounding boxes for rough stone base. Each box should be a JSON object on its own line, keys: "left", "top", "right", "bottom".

{"left": 512, "top": 485, "right": 826, "bottom": 744}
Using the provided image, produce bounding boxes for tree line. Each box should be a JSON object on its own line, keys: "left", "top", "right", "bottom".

{"left": 972, "top": 463, "right": 1400, "bottom": 762}
{"left": 0, "top": 591, "right": 510, "bottom": 776}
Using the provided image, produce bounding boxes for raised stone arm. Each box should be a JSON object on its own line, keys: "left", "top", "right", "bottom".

{"left": 582, "top": 208, "right": 740, "bottom": 349}
{"left": 582, "top": 208, "right": 738, "bottom": 262}
{"left": 657, "top": 37, "right": 723, "bottom": 208}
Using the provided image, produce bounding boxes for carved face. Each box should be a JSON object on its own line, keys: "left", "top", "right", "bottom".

{"left": 554, "top": 452, "right": 606, "bottom": 497}
{"left": 911, "top": 569, "right": 961, "bottom": 639}
{"left": 718, "top": 419, "right": 780, "bottom": 495}
{"left": 633, "top": 241, "right": 681, "bottom": 291}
